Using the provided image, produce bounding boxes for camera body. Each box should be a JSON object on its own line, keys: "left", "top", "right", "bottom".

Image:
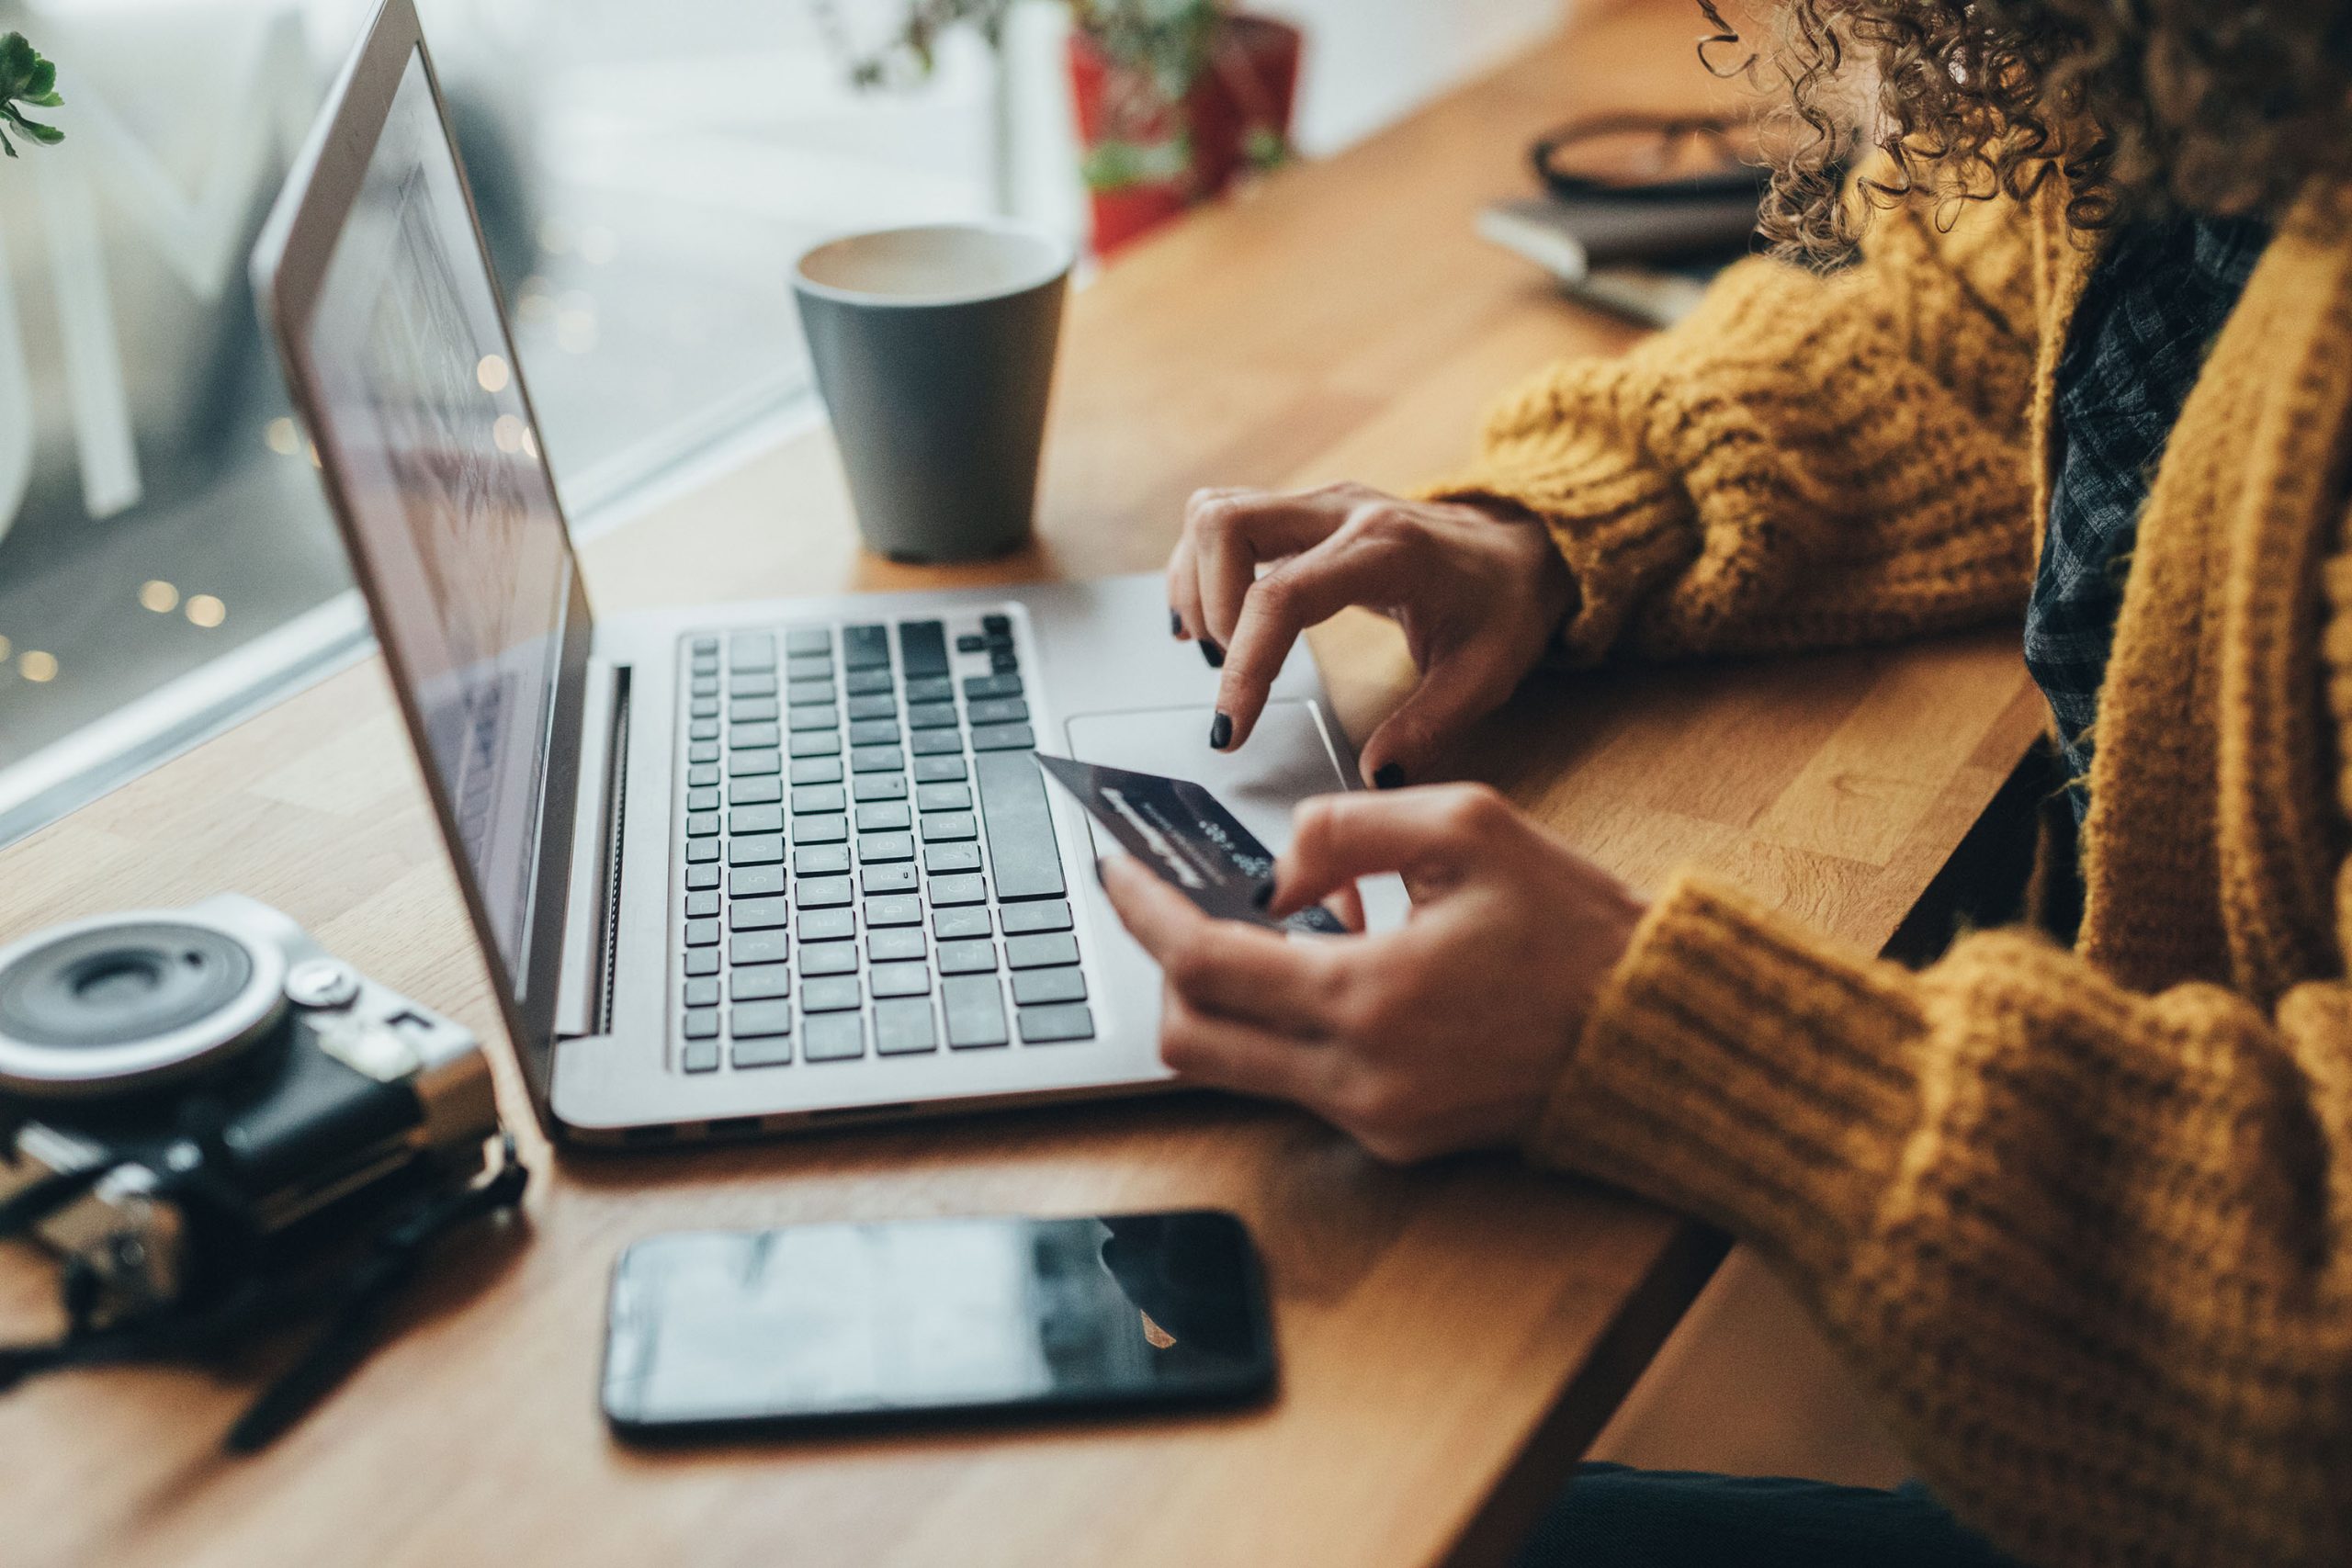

{"left": 0, "top": 895, "right": 498, "bottom": 1326}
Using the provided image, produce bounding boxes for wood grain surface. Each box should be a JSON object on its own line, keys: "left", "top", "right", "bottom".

{"left": 0, "top": 6, "right": 2042, "bottom": 1565}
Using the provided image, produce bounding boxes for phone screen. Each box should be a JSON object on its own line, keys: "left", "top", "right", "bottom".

{"left": 601, "top": 1211, "right": 1274, "bottom": 1435}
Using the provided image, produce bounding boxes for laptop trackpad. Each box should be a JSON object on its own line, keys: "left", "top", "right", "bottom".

{"left": 1064, "top": 702, "right": 1411, "bottom": 932}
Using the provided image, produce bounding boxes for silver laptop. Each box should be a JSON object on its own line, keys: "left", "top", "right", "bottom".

{"left": 249, "top": 0, "right": 1362, "bottom": 1144}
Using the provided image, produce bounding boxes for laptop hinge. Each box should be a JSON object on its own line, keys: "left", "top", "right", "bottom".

{"left": 555, "top": 656, "right": 628, "bottom": 1041}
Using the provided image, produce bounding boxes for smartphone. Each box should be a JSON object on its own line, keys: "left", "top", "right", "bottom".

{"left": 601, "top": 1210, "right": 1276, "bottom": 1438}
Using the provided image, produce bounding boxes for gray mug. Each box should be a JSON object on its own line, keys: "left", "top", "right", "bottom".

{"left": 792, "top": 220, "right": 1074, "bottom": 563}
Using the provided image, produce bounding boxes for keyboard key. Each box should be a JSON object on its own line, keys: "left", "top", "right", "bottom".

{"left": 903, "top": 676, "right": 954, "bottom": 705}
{"left": 686, "top": 840, "right": 720, "bottom": 865}
{"left": 967, "top": 697, "right": 1029, "bottom": 727}
{"left": 868, "top": 926, "right": 926, "bottom": 961}
{"left": 733, "top": 1000, "right": 795, "bottom": 1040}
{"left": 863, "top": 863, "right": 919, "bottom": 896}
{"left": 688, "top": 763, "right": 719, "bottom": 788}
{"left": 786, "top": 626, "right": 832, "bottom": 656}
{"left": 729, "top": 835, "right": 784, "bottom": 866}
{"left": 982, "top": 613, "right": 1011, "bottom": 636}
{"left": 786, "top": 679, "right": 832, "bottom": 705}
{"left": 1000, "top": 900, "right": 1072, "bottom": 935}
{"left": 857, "top": 801, "right": 912, "bottom": 832}
{"left": 846, "top": 693, "right": 898, "bottom": 722}
{"left": 990, "top": 649, "right": 1019, "bottom": 673}
{"left": 844, "top": 667, "right": 894, "bottom": 697}
{"left": 693, "top": 636, "right": 719, "bottom": 656}
{"left": 688, "top": 786, "right": 719, "bottom": 813}
{"left": 686, "top": 890, "right": 719, "bottom": 919}
{"left": 858, "top": 832, "right": 915, "bottom": 863}
{"left": 899, "top": 620, "right": 950, "bottom": 677}
{"left": 686, "top": 812, "right": 719, "bottom": 839}
{"left": 798, "top": 875, "right": 854, "bottom": 908}
{"left": 789, "top": 729, "right": 842, "bottom": 758}
{"left": 854, "top": 773, "right": 910, "bottom": 803}
{"left": 731, "top": 776, "right": 783, "bottom": 806}
{"left": 735, "top": 673, "right": 780, "bottom": 699}
{"left": 921, "top": 811, "right": 978, "bottom": 842}
{"left": 930, "top": 873, "right": 987, "bottom": 907}
{"left": 797, "top": 814, "right": 849, "bottom": 844}
{"left": 910, "top": 729, "right": 963, "bottom": 757}
{"left": 848, "top": 718, "right": 899, "bottom": 749}
{"left": 852, "top": 746, "right": 905, "bottom": 773}
{"left": 914, "top": 755, "right": 967, "bottom": 784}
{"left": 803, "top": 975, "right": 862, "bottom": 1012}
{"left": 790, "top": 756, "right": 843, "bottom": 785}
{"left": 937, "top": 939, "right": 998, "bottom": 975}
{"left": 684, "top": 976, "right": 721, "bottom": 1008}
{"left": 730, "top": 805, "right": 784, "bottom": 837}
{"left": 1007, "top": 932, "right": 1080, "bottom": 969}
{"left": 684, "top": 919, "right": 721, "bottom": 947}
{"left": 874, "top": 998, "right": 938, "bottom": 1055}
{"left": 732, "top": 930, "right": 790, "bottom": 965}
{"left": 799, "top": 942, "right": 858, "bottom": 976}
{"left": 799, "top": 908, "right": 856, "bottom": 942}
{"left": 933, "top": 906, "right": 992, "bottom": 941}
{"left": 735, "top": 964, "right": 792, "bottom": 1001}
{"left": 971, "top": 723, "right": 1035, "bottom": 752}
{"left": 794, "top": 843, "right": 851, "bottom": 876}
{"left": 865, "top": 895, "right": 922, "bottom": 927}
{"left": 1012, "top": 967, "right": 1086, "bottom": 1006}
{"left": 688, "top": 864, "right": 721, "bottom": 892}
{"left": 792, "top": 784, "right": 846, "bottom": 814}
{"left": 906, "top": 703, "right": 959, "bottom": 730}
{"left": 683, "top": 1038, "right": 721, "bottom": 1072}
{"left": 944, "top": 976, "right": 1009, "bottom": 1048}
{"left": 729, "top": 632, "right": 775, "bottom": 671}
{"left": 728, "top": 749, "right": 780, "bottom": 777}
{"left": 787, "top": 705, "right": 838, "bottom": 732}
{"left": 844, "top": 624, "right": 892, "bottom": 671}
{"left": 803, "top": 1011, "right": 865, "bottom": 1062}
{"left": 690, "top": 718, "right": 719, "bottom": 742}
{"left": 870, "top": 961, "right": 931, "bottom": 998}
{"left": 1018, "top": 1003, "right": 1095, "bottom": 1044}
{"left": 975, "top": 750, "right": 1067, "bottom": 900}
{"left": 732, "top": 1035, "right": 794, "bottom": 1069}
{"left": 963, "top": 672, "right": 1023, "bottom": 700}
{"left": 924, "top": 842, "right": 983, "bottom": 874}
{"left": 691, "top": 697, "right": 719, "bottom": 721}
{"left": 730, "top": 865, "right": 785, "bottom": 898}
{"left": 690, "top": 742, "right": 722, "bottom": 769}
{"left": 786, "top": 654, "right": 834, "bottom": 682}
{"left": 956, "top": 632, "right": 985, "bottom": 653}
{"left": 684, "top": 950, "right": 720, "bottom": 977}
{"left": 730, "top": 721, "right": 781, "bottom": 750}
{"left": 734, "top": 697, "right": 780, "bottom": 723}
{"left": 917, "top": 782, "right": 972, "bottom": 812}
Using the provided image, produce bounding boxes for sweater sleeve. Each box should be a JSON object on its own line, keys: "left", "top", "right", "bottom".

{"left": 1428, "top": 191, "right": 2044, "bottom": 664}
{"left": 1533, "top": 872, "right": 2352, "bottom": 1566}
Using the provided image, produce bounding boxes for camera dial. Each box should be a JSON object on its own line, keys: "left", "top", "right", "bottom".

{"left": 0, "top": 911, "right": 288, "bottom": 1097}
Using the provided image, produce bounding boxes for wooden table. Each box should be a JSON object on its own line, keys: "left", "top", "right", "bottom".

{"left": 0, "top": 6, "right": 2044, "bottom": 1565}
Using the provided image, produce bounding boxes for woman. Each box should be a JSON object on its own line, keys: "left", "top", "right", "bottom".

{"left": 1096, "top": 3, "right": 2352, "bottom": 1564}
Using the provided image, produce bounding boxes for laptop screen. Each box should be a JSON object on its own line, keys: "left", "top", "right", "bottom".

{"left": 296, "top": 47, "right": 575, "bottom": 996}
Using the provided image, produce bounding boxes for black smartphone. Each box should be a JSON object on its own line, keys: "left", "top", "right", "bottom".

{"left": 600, "top": 1209, "right": 1276, "bottom": 1438}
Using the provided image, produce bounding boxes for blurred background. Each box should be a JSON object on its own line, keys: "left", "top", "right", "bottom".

{"left": 0, "top": 0, "right": 1567, "bottom": 842}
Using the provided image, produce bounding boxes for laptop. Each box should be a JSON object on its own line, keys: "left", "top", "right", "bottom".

{"left": 249, "top": 0, "right": 1363, "bottom": 1144}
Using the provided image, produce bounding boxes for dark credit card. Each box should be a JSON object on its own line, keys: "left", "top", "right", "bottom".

{"left": 1035, "top": 754, "right": 1347, "bottom": 935}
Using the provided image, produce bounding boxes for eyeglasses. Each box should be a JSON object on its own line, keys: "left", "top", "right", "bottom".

{"left": 1530, "top": 112, "right": 1765, "bottom": 203}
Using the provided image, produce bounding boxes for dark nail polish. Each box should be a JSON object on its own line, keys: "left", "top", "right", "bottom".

{"left": 1374, "top": 762, "right": 1407, "bottom": 791}
{"left": 1210, "top": 711, "right": 1234, "bottom": 750}
{"left": 1200, "top": 639, "right": 1225, "bottom": 670}
{"left": 1170, "top": 609, "right": 1185, "bottom": 638}
{"left": 1250, "top": 879, "right": 1275, "bottom": 911}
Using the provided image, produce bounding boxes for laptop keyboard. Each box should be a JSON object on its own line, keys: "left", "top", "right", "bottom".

{"left": 673, "top": 611, "right": 1096, "bottom": 1073}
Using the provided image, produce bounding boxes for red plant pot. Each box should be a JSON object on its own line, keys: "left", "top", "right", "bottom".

{"left": 1067, "top": 13, "right": 1305, "bottom": 256}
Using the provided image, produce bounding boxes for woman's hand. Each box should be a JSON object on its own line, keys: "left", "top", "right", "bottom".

{"left": 1168, "top": 482, "right": 1574, "bottom": 787}
{"left": 1098, "top": 784, "right": 1645, "bottom": 1164}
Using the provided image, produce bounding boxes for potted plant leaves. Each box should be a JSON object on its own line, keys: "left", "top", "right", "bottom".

{"left": 0, "top": 32, "right": 64, "bottom": 158}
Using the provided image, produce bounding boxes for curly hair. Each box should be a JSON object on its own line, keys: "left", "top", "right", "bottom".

{"left": 1700, "top": 0, "right": 2352, "bottom": 262}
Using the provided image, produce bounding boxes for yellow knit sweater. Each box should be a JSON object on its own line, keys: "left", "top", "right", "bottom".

{"left": 1433, "top": 174, "right": 2352, "bottom": 1566}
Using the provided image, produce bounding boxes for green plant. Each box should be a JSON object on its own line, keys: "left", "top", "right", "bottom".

{"left": 0, "top": 32, "right": 63, "bottom": 159}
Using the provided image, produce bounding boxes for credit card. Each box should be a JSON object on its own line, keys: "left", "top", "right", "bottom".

{"left": 1035, "top": 753, "right": 1347, "bottom": 935}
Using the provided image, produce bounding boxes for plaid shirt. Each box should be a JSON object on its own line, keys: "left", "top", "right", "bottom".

{"left": 2028, "top": 215, "right": 2269, "bottom": 820}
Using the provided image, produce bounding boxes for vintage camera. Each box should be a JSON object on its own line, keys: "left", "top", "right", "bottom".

{"left": 0, "top": 895, "right": 503, "bottom": 1336}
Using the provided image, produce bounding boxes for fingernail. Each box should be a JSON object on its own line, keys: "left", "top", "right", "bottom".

{"left": 1169, "top": 608, "right": 1185, "bottom": 639}
{"left": 1200, "top": 639, "right": 1225, "bottom": 670}
{"left": 1209, "top": 711, "right": 1234, "bottom": 750}
{"left": 1093, "top": 855, "right": 1111, "bottom": 887}
{"left": 1250, "top": 878, "right": 1275, "bottom": 911}
{"left": 1374, "top": 762, "right": 1407, "bottom": 790}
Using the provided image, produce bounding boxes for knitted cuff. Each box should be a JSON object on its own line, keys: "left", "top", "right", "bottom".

{"left": 1526, "top": 872, "right": 1930, "bottom": 1281}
